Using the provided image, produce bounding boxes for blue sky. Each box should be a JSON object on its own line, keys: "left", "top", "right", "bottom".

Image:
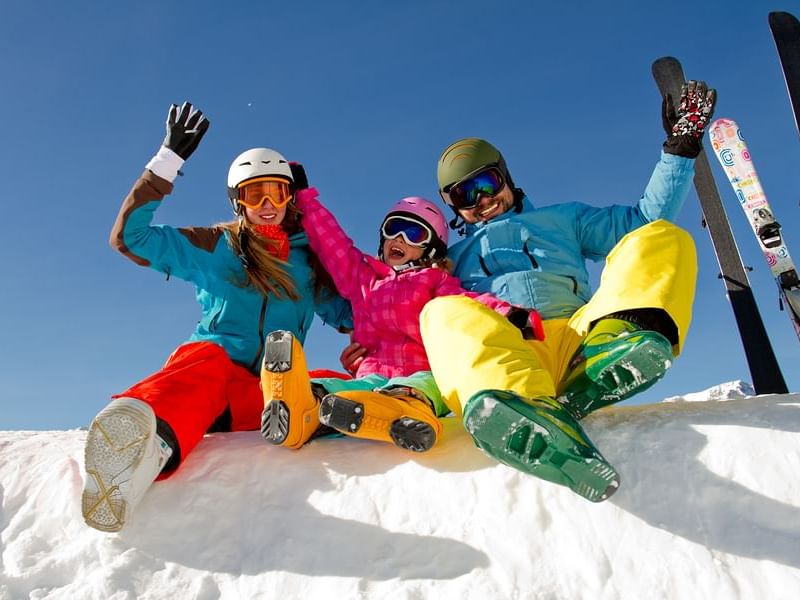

{"left": 1, "top": 1, "right": 798, "bottom": 430}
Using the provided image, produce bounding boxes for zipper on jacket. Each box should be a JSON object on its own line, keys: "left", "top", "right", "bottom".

{"left": 522, "top": 242, "right": 539, "bottom": 269}
{"left": 478, "top": 255, "right": 491, "bottom": 276}
{"left": 567, "top": 276, "right": 578, "bottom": 294}
{"left": 248, "top": 297, "right": 269, "bottom": 373}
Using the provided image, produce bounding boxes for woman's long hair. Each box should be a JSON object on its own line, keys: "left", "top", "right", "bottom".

{"left": 220, "top": 203, "right": 337, "bottom": 300}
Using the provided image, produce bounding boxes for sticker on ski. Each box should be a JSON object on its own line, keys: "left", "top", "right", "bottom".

{"left": 709, "top": 118, "right": 800, "bottom": 340}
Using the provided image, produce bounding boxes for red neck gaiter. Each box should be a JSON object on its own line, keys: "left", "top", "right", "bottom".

{"left": 251, "top": 224, "right": 290, "bottom": 261}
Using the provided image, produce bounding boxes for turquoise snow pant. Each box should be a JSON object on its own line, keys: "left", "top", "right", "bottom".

{"left": 312, "top": 370, "right": 450, "bottom": 417}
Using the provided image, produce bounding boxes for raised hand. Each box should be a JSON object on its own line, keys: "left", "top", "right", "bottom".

{"left": 163, "top": 102, "right": 210, "bottom": 160}
{"left": 662, "top": 80, "right": 717, "bottom": 158}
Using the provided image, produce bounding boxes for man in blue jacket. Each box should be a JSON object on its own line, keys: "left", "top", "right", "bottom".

{"left": 420, "top": 81, "right": 716, "bottom": 502}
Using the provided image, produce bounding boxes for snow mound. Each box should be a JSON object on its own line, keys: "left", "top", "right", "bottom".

{"left": 1, "top": 389, "right": 799, "bottom": 599}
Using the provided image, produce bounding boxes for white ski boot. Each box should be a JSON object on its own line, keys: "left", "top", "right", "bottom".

{"left": 81, "top": 398, "right": 173, "bottom": 532}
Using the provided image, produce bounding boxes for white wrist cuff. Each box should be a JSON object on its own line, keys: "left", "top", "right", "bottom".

{"left": 145, "top": 146, "right": 185, "bottom": 183}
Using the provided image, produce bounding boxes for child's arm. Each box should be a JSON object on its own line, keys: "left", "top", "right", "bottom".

{"left": 295, "top": 187, "right": 373, "bottom": 300}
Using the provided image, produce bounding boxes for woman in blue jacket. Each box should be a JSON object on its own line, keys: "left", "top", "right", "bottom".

{"left": 81, "top": 103, "right": 352, "bottom": 533}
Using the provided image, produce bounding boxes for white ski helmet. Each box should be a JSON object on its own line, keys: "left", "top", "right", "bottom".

{"left": 227, "top": 147, "right": 294, "bottom": 213}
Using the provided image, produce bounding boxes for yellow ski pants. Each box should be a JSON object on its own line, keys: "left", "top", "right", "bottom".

{"left": 420, "top": 220, "right": 697, "bottom": 416}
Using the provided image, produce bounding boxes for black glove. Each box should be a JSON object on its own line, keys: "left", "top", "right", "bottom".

{"left": 662, "top": 80, "right": 716, "bottom": 158}
{"left": 289, "top": 162, "right": 309, "bottom": 191}
{"left": 163, "top": 102, "right": 210, "bottom": 160}
{"left": 506, "top": 307, "right": 545, "bottom": 341}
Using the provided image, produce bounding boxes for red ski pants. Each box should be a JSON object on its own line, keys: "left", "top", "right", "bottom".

{"left": 113, "top": 341, "right": 263, "bottom": 474}
{"left": 114, "top": 341, "right": 352, "bottom": 476}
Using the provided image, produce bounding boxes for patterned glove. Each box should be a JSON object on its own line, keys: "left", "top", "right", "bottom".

{"left": 662, "top": 80, "right": 716, "bottom": 158}
{"left": 163, "top": 101, "right": 209, "bottom": 160}
{"left": 506, "top": 307, "right": 546, "bottom": 341}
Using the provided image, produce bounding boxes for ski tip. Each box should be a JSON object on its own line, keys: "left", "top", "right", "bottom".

{"left": 769, "top": 11, "right": 800, "bottom": 32}
{"left": 769, "top": 11, "right": 798, "bottom": 23}
{"left": 651, "top": 56, "right": 686, "bottom": 84}
{"left": 651, "top": 57, "right": 686, "bottom": 96}
{"left": 652, "top": 56, "right": 680, "bottom": 68}
{"left": 710, "top": 117, "right": 737, "bottom": 129}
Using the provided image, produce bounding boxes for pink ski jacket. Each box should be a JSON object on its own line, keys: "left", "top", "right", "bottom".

{"left": 296, "top": 187, "right": 516, "bottom": 378}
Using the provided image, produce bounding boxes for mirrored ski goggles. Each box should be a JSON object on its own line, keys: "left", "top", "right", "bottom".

{"left": 237, "top": 177, "right": 293, "bottom": 210}
{"left": 442, "top": 167, "right": 505, "bottom": 210}
{"left": 381, "top": 216, "right": 433, "bottom": 247}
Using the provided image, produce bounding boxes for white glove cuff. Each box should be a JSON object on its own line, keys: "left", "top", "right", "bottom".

{"left": 145, "top": 146, "right": 185, "bottom": 183}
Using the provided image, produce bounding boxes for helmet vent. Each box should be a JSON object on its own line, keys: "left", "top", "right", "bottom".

{"left": 238, "top": 161, "right": 252, "bottom": 166}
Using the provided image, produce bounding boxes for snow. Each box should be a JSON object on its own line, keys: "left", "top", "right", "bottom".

{"left": 1, "top": 382, "right": 799, "bottom": 600}
{"left": 663, "top": 380, "right": 756, "bottom": 403}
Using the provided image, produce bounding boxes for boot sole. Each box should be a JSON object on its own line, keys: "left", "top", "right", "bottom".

{"left": 567, "top": 335, "right": 672, "bottom": 418}
{"left": 319, "top": 395, "right": 364, "bottom": 433}
{"left": 593, "top": 336, "right": 671, "bottom": 396}
{"left": 260, "top": 331, "right": 294, "bottom": 445}
{"left": 465, "top": 395, "right": 620, "bottom": 502}
{"left": 390, "top": 418, "right": 437, "bottom": 452}
{"left": 82, "top": 402, "right": 153, "bottom": 532}
{"left": 261, "top": 401, "right": 290, "bottom": 445}
{"left": 320, "top": 395, "right": 436, "bottom": 452}
{"left": 263, "top": 330, "right": 293, "bottom": 372}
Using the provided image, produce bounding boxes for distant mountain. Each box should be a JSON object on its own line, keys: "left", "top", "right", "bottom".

{"left": 663, "top": 379, "right": 756, "bottom": 403}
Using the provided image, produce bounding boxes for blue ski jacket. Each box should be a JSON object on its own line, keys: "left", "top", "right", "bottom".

{"left": 110, "top": 171, "right": 353, "bottom": 373}
{"left": 448, "top": 151, "right": 695, "bottom": 319}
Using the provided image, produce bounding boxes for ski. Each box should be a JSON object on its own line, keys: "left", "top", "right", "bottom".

{"left": 769, "top": 11, "right": 800, "bottom": 137}
{"left": 651, "top": 57, "right": 788, "bottom": 394}
{"left": 709, "top": 118, "right": 800, "bottom": 341}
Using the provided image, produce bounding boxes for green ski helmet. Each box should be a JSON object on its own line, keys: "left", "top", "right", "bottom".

{"left": 436, "top": 137, "right": 517, "bottom": 214}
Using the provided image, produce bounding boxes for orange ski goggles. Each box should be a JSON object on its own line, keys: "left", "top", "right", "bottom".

{"left": 237, "top": 177, "right": 293, "bottom": 210}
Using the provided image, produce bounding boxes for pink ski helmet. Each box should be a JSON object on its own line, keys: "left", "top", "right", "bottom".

{"left": 379, "top": 196, "right": 449, "bottom": 260}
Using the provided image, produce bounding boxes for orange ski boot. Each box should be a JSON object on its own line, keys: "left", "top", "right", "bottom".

{"left": 319, "top": 387, "right": 442, "bottom": 452}
{"left": 260, "top": 330, "right": 321, "bottom": 449}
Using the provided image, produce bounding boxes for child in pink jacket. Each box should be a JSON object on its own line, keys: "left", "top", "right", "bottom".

{"left": 260, "top": 174, "right": 543, "bottom": 453}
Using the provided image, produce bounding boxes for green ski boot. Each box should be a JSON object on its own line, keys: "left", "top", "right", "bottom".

{"left": 560, "top": 318, "right": 673, "bottom": 419}
{"left": 463, "top": 389, "right": 620, "bottom": 502}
